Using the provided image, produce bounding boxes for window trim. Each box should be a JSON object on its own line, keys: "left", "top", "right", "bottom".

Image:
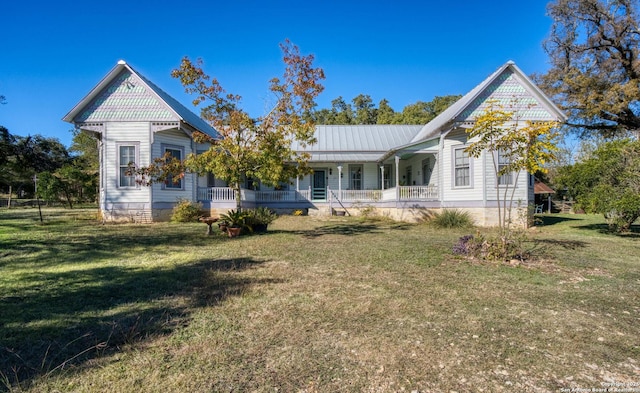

{"left": 452, "top": 145, "right": 473, "bottom": 189}
{"left": 117, "top": 142, "right": 140, "bottom": 189}
{"left": 161, "top": 144, "right": 185, "bottom": 191}
{"left": 495, "top": 149, "right": 515, "bottom": 187}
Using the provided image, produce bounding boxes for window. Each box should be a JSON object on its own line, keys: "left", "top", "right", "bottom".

{"left": 454, "top": 147, "right": 470, "bottom": 187}
{"left": 207, "top": 172, "right": 216, "bottom": 187}
{"left": 118, "top": 144, "right": 137, "bottom": 188}
{"left": 163, "top": 146, "right": 183, "bottom": 189}
{"left": 349, "top": 165, "right": 362, "bottom": 190}
{"left": 406, "top": 166, "right": 413, "bottom": 185}
{"left": 497, "top": 149, "right": 513, "bottom": 186}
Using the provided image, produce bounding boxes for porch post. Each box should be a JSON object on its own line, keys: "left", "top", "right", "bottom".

{"left": 380, "top": 164, "right": 385, "bottom": 191}
{"left": 395, "top": 155, "right": 400, "bottom": 201}
{"left": 337, "top": 164, "right": 343, "bottom": 199}
{"left": 296, "top": 175, "right": 300, "bottom": 201}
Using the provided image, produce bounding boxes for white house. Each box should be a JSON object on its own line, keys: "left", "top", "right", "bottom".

{"left": 64, "top": 60, "right": 566, "bottom": 225}
{"left": 63, "top": 60, "right": 219, "bottom": 222}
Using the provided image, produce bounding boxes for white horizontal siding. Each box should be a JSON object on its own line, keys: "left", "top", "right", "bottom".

{"left": 152, "top": 130, "right": 195, "bottom": 203}
{"left": 442, "top": 128, "right": 483, "bottom": 202}
{"left": 104, "top": 122, "right": 151, "bottom": 204}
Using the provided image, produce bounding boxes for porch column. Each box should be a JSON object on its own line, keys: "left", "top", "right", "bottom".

{"left": 395, "top": 155, "right": 400, "bottom": 201}
{"left": 337, "top": 164, "right": 343, "bottom": 199}
{"left": 380, "top": 164, "right": 385, "bottom": 191}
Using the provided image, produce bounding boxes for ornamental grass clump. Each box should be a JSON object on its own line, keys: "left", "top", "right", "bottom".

{"left": 430, "top": 209, "right": 474, "bottom": 228}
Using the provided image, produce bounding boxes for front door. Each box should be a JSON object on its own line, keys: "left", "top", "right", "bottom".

{"left": 312, "top": 170, "right": 326, "bottom": 200}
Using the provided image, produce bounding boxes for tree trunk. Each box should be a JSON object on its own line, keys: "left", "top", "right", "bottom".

{"left": 234, "top": 181, "right": 242, "bottom": 212}
{"left": 7, "top": 185, "right": 11, "bottom": 208}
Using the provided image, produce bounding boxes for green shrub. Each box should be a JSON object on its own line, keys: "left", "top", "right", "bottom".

{"left": 430, "top": 209, "right": 474, "bottom": 228}
{"left": 171, "top": 199, "right": 203, "bottom": 222}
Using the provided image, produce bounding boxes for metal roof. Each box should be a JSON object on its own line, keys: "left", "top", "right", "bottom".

{"left": 293, "top": 125, "right": 422, "bottom": 152}
{"left": 63, "top": 60, "right": 219, "bottom": 138}
{"left": 534, "top": 180, "right": 556, "bottom": 194}
{"left": 307, "top": 152, "right": 388, "bottom": 162}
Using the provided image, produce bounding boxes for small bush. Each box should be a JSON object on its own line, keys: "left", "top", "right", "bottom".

{"left": 452, "top": 230, "right": 532, "bottom": 262}
{"left": 430, "top": 209, "right": 474, "bottom": 228}
{"left": 171, "top": 199, "right": 202, "bottom": 222}
{"left": 452, "top": 234, "right": 477, "bottom": 255}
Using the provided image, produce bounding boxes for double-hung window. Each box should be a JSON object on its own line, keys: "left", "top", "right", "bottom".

{"left": 497, "top": 149, "right": 513, "bottom": 186}
{"left": 163, "top": 145, "right": 183, "bottom": 190}
{"left": 454, "top": 147, "right": 470, "bottom": 187}
{"left": 118, "top": 144, "right": 138, "bottom": 188}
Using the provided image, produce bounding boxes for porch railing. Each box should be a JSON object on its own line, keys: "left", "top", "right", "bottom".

{"left": 335, "top": 189, "right": 383, "bottom": 202}
{"left": 198, "top": 187, "right": 313, "bottom": 202}
{"left": 398, "top": 185, "right": 439, "bottom": 200}
{"left": 198, "top": 185, "right": 438, "bottom": 203}
{"left": 197, "top": 187, "right": 236, "bottom": 201}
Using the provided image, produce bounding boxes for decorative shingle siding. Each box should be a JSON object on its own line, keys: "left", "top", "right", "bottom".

{"left": 76, "top": 70, "right": 175, "bottom": 122}
{"left": 458, "top": 69, "right": 555, "bottom": 122}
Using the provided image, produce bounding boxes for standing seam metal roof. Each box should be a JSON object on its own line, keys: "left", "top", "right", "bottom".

{"left": 291, "top": 125, "right": 422, "bottom": 152}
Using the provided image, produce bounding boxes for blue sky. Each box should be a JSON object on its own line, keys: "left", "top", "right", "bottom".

{"left": 1, "top": 0, "right": 554, "bottom": 148}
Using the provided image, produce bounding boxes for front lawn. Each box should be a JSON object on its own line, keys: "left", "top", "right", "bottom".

{"left": 1, "top": 208, "right": 638, "bottom": 392}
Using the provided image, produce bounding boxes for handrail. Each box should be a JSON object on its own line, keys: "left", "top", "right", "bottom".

{"left": 329, "top": 189, "right": 350, "bottom": 216}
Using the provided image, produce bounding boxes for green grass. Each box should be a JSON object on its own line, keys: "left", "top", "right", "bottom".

{"left": 1, "top": 208, "right": 638, "bottom": 392}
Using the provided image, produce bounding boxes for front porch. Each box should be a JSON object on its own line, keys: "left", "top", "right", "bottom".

{"left": 197, "top": 184, "right": 439, "bottom": 206}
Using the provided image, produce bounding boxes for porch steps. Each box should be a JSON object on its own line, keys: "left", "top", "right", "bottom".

{"left": 332, "top": 208, "right": 348, "bottom": 217}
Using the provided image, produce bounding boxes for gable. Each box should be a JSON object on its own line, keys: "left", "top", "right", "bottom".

{"left": 74, "top": 69, "right": 176, "bottom": 122}
{"left": 457, "top": 68, "right": 556, "bottom": 122}
{"left": 409, "top": 61, "right": 566, "bottom": 144}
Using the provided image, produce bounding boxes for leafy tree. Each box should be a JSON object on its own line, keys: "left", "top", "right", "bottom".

{"left": 0, "top": 132, "right": 70, "bottom": 198}
{"left": 352, "top": 94, "right": 377, "bottom": 124}
{"left": 70, "top": 129, "right": 99, "bottom": 172}
{"left": 557, "top": 139, "right": 640, "bottom": 232}
{"left": 395, "top": 95, "right": 462, "bottom": 124}
{"left": 313, "top": 94, "right": 461, "bottom": 125}
{"left": 376, "top": 99, "right": 396, "bottom": 124}
{"left": 309, "top": 108, "right": 334, "bottom": 124}
{"left": 37, "top": 162, "right": 97, "bottom": 208}
{"left": 466, "top": 100, "right": 560, "bottom": 258}
{"left": 137, "top": 40, "right": 325, "bottom": 211}
{"left": 538, "top": 0, "right": 640, "bottom": 137}
{"left": 330, "top": 96, "right": 354, "bottom": 124}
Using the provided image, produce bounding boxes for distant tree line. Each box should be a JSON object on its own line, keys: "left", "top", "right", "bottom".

{"left": 307, "top": 94, "right": 462, "bottom": 125}
{"left": 0, "top": 125, "right": 98, "bottom": 208}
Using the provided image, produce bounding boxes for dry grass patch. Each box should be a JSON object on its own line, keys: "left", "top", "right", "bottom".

{"left": 1, "top": 210, "right": 639, "bottom": 392}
